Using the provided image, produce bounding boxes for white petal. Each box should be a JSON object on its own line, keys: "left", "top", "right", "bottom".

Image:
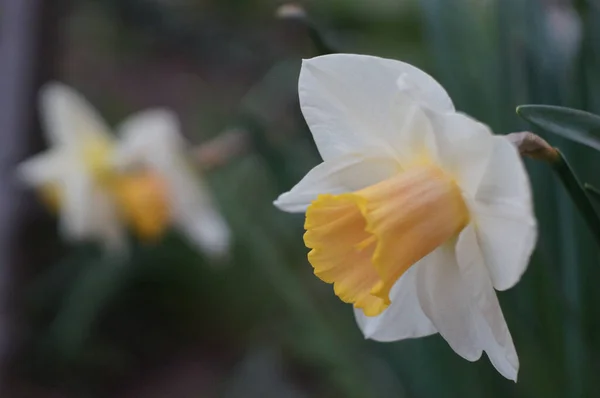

{"left": 57, "top": 171, "right": 126, "bottom": 251}
{"left": 386, "top": 92, "right": 439, "bottom": 166}
{"left": 17, "top": 151, "right": 67, "bottom": 186}
{"left": 158, "top": 157, "right": 230, "bottom": 256}
{"left": 396, "top": 73, "right": 453, "bottom": 113}
{"left": 415, "top": 245, "right": 482, "bottom": 361}
{"left": 178, "top": 204, "right": 231, "bottom": 258}
{"left": 114, "top": 108, "right": 182, "bottom": 168}
{"left": 40, "top": 83, "right": 113, "bottom": 148}
{"left": 353, "top": 266, "right": 437, "bottom": 342}
{"left": 88, "top": 188, "right": 127, "bottom": 253}
{"left": 456, "top": 225, "right": 519, "bottom": 381}
{"left": 274, "top": 152, "right": 398, "bottom": 213}
{"left": 475, "top": 310, "right": 519, "bottom": 381}
{"left": 475, "top": 137, "right": 533, "bottom": 203}
{"left": 172, "top": 174, "right": 231, "bottom": 258}
{"left": 299, "top": 54, "right": 453, "bottom": 160}
{"left": 58, "top": 170, "right": 95, "bottom": 241}
{"left": 425, "top": 110, "right": 494, "bottom": 196}
{"left": 473, "top": 136, "right": 537, "bottom": 291}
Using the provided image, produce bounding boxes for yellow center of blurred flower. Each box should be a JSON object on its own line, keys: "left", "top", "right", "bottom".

{"left": 112, "top": 172, "right": 171, "bottom": 241}
{"left": 39, "top": 140, "right": 171, "bottom": 241}
{"left": 304, "top": 164, "right": 469, "bottom": 316}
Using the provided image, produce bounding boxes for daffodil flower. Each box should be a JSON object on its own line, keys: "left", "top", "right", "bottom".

{"left": 113, "top": 109, "right": 231, "bottom": 258}
{"left": 18, "top": 83, "right": 126, "bottom": 251}
{"left": 18, "top": 83, "right": 230, "bottom": 258}
{"left": 274, "top": 54, "right": 537, "bottom": 380}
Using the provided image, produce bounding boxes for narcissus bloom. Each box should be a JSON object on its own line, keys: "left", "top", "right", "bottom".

{"left": 113, "top": 109, "right": 231, "bottom": 258}
{"left": 19, "top": 84, "right": 126, "bottom": 250}
{"left": 19, "top": 83, "right": 230, "bottom": 257}
{"left": 275, "top": 54, "right": 537, "bottom": 380}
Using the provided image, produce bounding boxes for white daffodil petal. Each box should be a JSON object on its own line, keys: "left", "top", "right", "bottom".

{"left": 395, "top": 73, "right": 453, "bottom": 113}
{"left": 114, "top": 108, "right": 182, "bottom": 168}
{"left": 299, "top": 54, "right": 453, "bottom": 160}
{"left": 475, "top": 310, "right": 519, "bottom": 381}
{"left": 425, "top": 110, "right": 494, "bottom": 196}
{"left": 456, "top": 225, "right": 519, "bottom": 380}
{"left": 161, "top": 155, "right": 231, "bottom": 257}
{"left": 473, "top": 206, "right": 537, "bottom": 292}
{"left": 473, "top": 136, "right": 537, "bottom": 291}
{"left": 58, "top": 170, "right": 95, "bottom": 241}
{"left": 178, "top": 205, "right": 231, "bottom": 258}
{"left": 390, "top": 96, "right": 439, "bottom": 165}
{"left": 353, "top": 266, "right": 437, "bottom": 342}
{"left": 17, "top": 151, "right": 66, "bottom": 186}
{"left": 416, "top": 245, "right": 482, "bottom": 362}
{"left": 40, "top": 83, "right": 113, "bottom": 147}
{"left": 475, "top": 137, "right": 532, "bottom": 201}
{"left": 274, "top": 153, "right": 398, "bottom": 213}
{"left": 172, "top": 176, "right": 231, "bottom": 258}
{"left": 89, "top": 188, "right": 127, "bottom": 253}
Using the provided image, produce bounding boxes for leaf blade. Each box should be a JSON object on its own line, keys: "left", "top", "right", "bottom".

{"left": 517, "top": 105, "right": 600, "bottom": 152}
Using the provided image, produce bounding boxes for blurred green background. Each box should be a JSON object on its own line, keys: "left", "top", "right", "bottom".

{"left": 2, "top": 0, "right": 600, "bottom": 397}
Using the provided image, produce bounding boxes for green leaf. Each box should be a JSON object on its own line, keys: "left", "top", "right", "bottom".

{"left": 517, "top": 105, "right": 600, "bottom": 152}
{"left": 584, "top": 183, "right": 600, "bottom": 202}
{"left": 550, "top": 152, "right": 600, "bottom": 247}
{"left": 48, "top": 255, "right": 133, "bottom": 360}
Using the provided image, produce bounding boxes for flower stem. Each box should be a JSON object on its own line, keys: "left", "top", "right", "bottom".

{"left": 276, "top": 3, "right": 337, "bottom": 55}
{"left": 583, "top": 183, "right": 600, "bottom": 201}
{"left": 508, "top": 132, "right": 600, "bottom": 247}
{"left": 551, "top": 151, "right": 600, "bottom": 245}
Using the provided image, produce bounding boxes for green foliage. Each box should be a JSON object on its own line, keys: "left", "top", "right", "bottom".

{"left": 518, "top": 105, "right": 600, "bottom": 152}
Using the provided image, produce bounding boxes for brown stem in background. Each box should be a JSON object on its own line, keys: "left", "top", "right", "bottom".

{"left": 191, "top": 129, "right": 251, "bottom": 170}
